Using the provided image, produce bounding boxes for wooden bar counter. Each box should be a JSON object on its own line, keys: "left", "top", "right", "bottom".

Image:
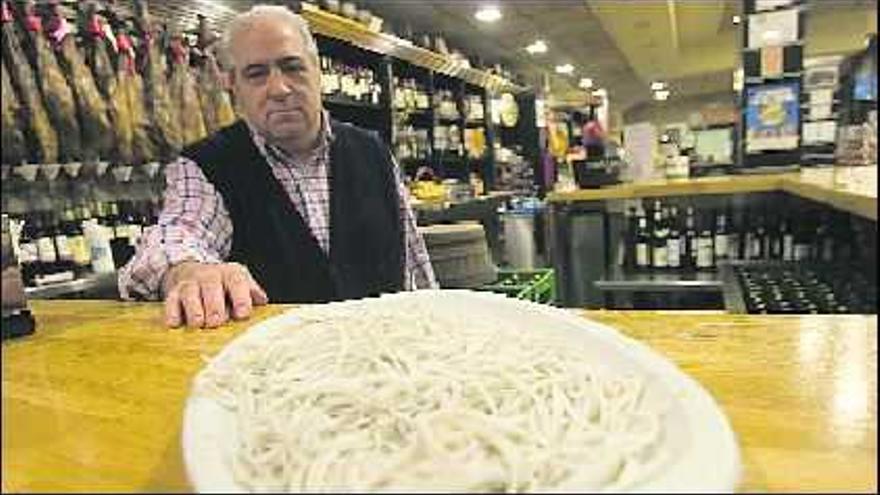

{"left": 547, "top": 165, "right": 878, "bottom": 221}
{"left": 3, "top": 301, "right": 877, "bottom": 492}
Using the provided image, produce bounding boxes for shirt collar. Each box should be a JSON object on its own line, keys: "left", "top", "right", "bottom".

{"left": 247, "top": 109, "right": 333, "bottom": 166}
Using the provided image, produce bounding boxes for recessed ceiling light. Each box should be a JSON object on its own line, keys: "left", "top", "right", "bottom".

{"left": 525, "top": 40, "right": 547, "bottom": 55}
{"left": 732, "top": 15, "right": 741, "bottom": 25}
{"left": 653, "top": 89, "right": 670, "bottom": 101}
{"left": 475, "top": 5, "right": 502, "bottom": 23}
{"left": 555, "top": 63, "right": 574, "bottom": 75}
{"left": 650, "top": 81, "right": 666, "bottom": 91}
{"left": 578, "top": 78, "right": 593, "bottom": 89}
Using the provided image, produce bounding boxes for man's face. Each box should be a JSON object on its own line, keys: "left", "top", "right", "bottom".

{"left": 228, "top": 18, "right": 322, "bottom": 151}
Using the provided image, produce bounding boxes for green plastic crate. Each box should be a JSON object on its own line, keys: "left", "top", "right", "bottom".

{"left": 478, "top": 269, "right": 556, "bottom": 304}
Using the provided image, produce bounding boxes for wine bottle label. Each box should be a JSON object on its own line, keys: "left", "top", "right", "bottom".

{"left": 783, "top": 235, "right": 794, "bottom": 261}
{"left": 732, "top": 234, "right": 742, "bottom": 260}
{"left": 636, "top": 243, "right": 649, "bottom": 267}
{"left": 746, "top": 234, "right": 758, "bottom": 259}
{"left": 68, "top": 235, "right": 90, "bottom": 265}
{"left": 697, "top": 238, "right": 714, "bottom": 268}
{"left": 54, "top": 235, "right": 72, "bottom": 260}
{"left": 19, "top": 241, "right": 38, "bottom": 264}
{"left": 714, "top": 234, "right": 728, "bottom": 259}
{"left": 667, "top": 238, "right": 681, "bottom": 267}
{"left": 37, "top": 236, "right": 57, "bottom": 263}
{"left": 689, "top": 237, "right": 699, "bottom": 261}
{"left": 653, "top": 245, "right": 668, "bottom": 268}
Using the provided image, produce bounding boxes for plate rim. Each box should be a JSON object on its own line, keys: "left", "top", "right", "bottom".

{"left": 182, "top": 290, "right": 741, "bottom": 493}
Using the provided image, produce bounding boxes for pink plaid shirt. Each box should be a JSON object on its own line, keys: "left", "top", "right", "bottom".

{"left": 118, "top": 113, "right": 437, "bottom": 300}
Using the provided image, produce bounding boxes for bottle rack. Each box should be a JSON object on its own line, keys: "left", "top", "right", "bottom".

{"left": 602, "top": 190, "right": 877, "bottom": 312}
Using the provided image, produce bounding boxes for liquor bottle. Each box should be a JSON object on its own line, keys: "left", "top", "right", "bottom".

{"left": 635, "top": 210, "right": 651, "bottom": 270}
{"left": 714, "top": 211, "right": 729, "bottom": 263}
{"left": 17, "top": 214, "right": 39, "bottom": 287}
{"left": 652, "top": 203, "right": 669, "bottom": 269}
{"left": 666, "top": 206, "right": 682, "bottom": 270}
{"left": 696, "top": 211, "right": 715, "bottom": 270}
{"left": 683, "top": 206, "right": 698, "bottom": 270}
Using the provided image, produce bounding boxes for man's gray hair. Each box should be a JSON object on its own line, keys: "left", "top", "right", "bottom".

{"left": 220, "top": 5, "right": 319, "bottom": 69}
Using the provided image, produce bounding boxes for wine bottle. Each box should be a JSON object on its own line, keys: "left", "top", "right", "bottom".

{"left": 652, "top": 203, "right": 669, "bottom": 269}
{"left": 696, "top": 211, "right": 715, "bottom": 270}
{"left": 714, "top": 211, "right": 729, "bottom": 263}
{"left": 635, "top": 211, "right": 651, "bottom": 270}
{"left": 623, "top": 206, "right": 637, "bottom": 269}
{"left": 683, "top": 206, "right": 698, "bottom": 270}
{"left": 666, "top": 206, "right": 682, "bottom": 270}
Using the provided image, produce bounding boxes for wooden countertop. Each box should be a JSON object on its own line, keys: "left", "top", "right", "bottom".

{"left": 547, "top": 166, "right": 878, "bottom": 221}
{"left": 3, "top": 301, "right": 876, "bottom": 492}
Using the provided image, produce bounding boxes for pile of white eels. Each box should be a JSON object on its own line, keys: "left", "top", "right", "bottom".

{"left": 192, "top": 293, "right": 666, "bottom": 493}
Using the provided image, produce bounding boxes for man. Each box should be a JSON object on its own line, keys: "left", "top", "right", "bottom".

{"left": 119, "top": 5, "right": 437, "bottom": 328}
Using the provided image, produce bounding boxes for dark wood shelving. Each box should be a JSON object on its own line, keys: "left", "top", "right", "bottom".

{"left": 323, "top": 96, "right": 384, "bottom": 110}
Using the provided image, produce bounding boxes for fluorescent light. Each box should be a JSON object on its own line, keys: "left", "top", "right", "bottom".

{"left": 525, "top": 40, "right": 547, "bottom": 55}
{"left": 475, "top": 6, "right": 502, "bottom": 23}
{"left": 555, "top": 63, "right": 574, "bottom": 75}
{"left": 653, "top": 89, "right": 670, "bottom": 101}
{"left": 650, "top": 81, "right": 666, "bottom": 91}
{"left": 732, "top": 15, "right": 741, "bottom": 25}
{"left": 578, "top": 78, "right": 593, "bottom": 89}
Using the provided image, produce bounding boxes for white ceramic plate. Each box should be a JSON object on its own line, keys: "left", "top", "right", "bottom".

{"left": 182, "top": 290, "right": 741, "bottom": 493}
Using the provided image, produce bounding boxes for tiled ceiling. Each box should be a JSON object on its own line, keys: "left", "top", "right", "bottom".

{"left": 359, "top": 0, "right": 877, "bottom": 113}
{"left": 357, "top": 0, "right": 645, "bottom": 109}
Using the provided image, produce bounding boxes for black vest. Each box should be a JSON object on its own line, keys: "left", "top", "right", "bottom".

{"left": 181, "top": 120, "right": 404, "bottom": 303}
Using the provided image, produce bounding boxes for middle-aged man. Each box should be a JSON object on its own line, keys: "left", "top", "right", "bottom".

{"left": 118, "top": 5, "right": 437, "bottom": 328}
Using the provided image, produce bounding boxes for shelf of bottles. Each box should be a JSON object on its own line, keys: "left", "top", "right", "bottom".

{"left": 319, "top": 54, "right": 384, "bottom": 108}
{"left": 616, "top": 192, "right": 876, "bottom": 313}
{"left": 7, "top": 197, "right": 160, "bottom": 289}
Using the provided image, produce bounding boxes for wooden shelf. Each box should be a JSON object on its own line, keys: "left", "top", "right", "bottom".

{"left": 324, "top": 96, "right": 384, "bottom": 110}
{"left": 300, "top": 3, "right": 526, "bottom": 93}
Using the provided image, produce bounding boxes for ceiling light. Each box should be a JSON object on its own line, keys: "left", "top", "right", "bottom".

{"left": 475, "top": 5, "right": 502, "bottom": 23}
{"left": 578, "top": 78, "right": 593, "bottom": 89}
{"left": 653, "top": 89, "right": 670, "bottom": 101}
{"left": 732, "top": 15, "right": 741, "bottom": 25}
{"left": 555, "top": 63, "right": 574, "bottom": 75}
{"left": 525, "top": 40, "right": 548, "bottom": 55}
{"left": 650, "top": 81, "right": 666, "bottom": 91}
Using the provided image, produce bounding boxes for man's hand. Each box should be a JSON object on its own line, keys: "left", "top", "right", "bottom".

{"left": 163, "top": 262, "right": 268, "bottom": 328}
